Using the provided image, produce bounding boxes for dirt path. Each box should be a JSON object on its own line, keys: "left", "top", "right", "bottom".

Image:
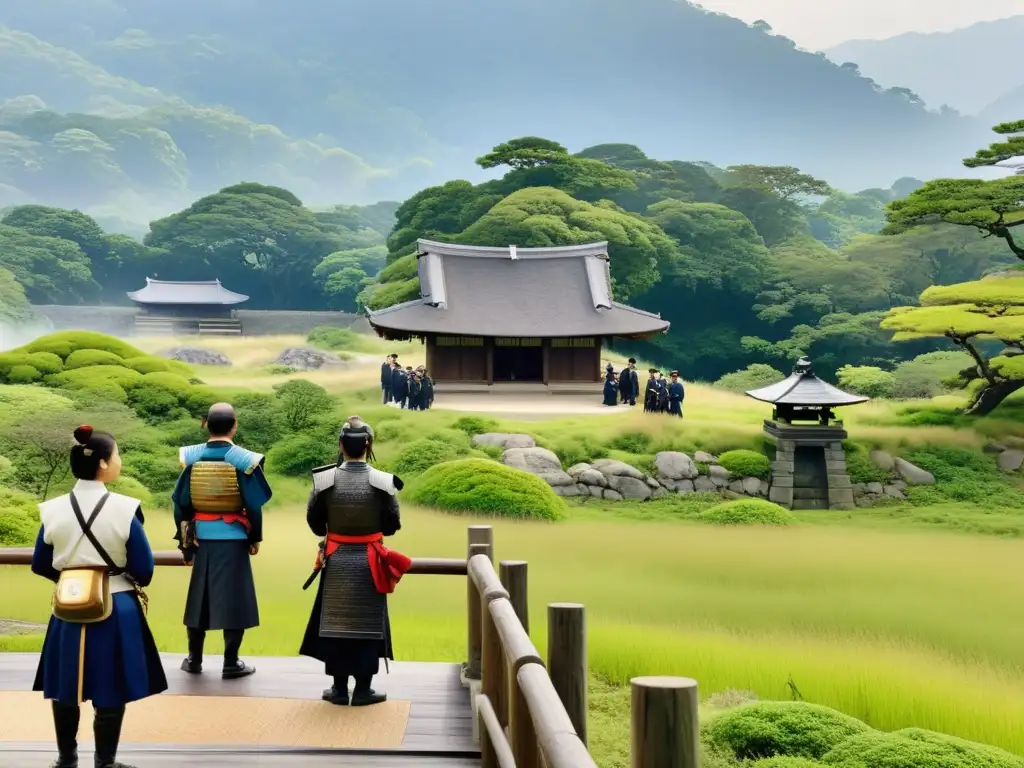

{"left": 0, "top": 619, "right": 45, "bottom": 636}
{"left": 429, "top": 395, "right": 632, "bottom": 418}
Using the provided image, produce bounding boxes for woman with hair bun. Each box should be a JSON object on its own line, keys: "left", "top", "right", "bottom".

{"left": 31, "top": 426, "right": 167, "bottom": 768}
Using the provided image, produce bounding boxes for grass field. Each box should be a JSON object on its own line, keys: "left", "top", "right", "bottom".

{"left": 3, "top": 331, "right": 1024, "bottom": 765}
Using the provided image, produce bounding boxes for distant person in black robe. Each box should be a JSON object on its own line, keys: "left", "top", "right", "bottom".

{"left": 621, "top": 358, "right": 639, "bottom": 406}
{"left": 602, "top": 366, "right": 619, "bottom": 406}
{"left": 391, "top": 363, "right": 408, "bottom": 409}
{"left": 380, "top": 354, "right": 396, "bottom": 403}
{"left": 668, "top": 371, "right": 685, "bottom": 418}
{"left": 657, "top": 373, "right": 669, "bottom": 413}
{"left": 408, "top": 370, "right": 423, "bottom": 410}
{"left": 643, "top": 369, "right": 659, "bottom": 413}
{"left": 422, "top": 370, "right": 435, "bottom": 409}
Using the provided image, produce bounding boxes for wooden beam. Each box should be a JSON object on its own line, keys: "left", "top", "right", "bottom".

{"left": 499, "top": 561, "right": 528, "bottom": 634}
{"left": 466, "top": 527, "right": 494, "bottom": 680}
{"left": 548, "top": 603, "right": 587, "bottom": 746}
{"left": 542, "top": 339, "right": 550, "bottom": 385}
{"left": 630, "top": 676, "right": 699, "bottom": 768}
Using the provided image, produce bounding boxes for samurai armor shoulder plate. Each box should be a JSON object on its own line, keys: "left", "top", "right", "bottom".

{"left": 189, "top": 461, "right": 243, "bottom": 513}
{"left": 368, "top": 467, "right": 402, "bottom": 495}
{"left": 312, "top": 465, "right": 337, "bottom": 494}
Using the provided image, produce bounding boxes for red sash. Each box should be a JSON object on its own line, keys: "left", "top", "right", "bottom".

{"left": 194, "top": 510, "right": 251, "bottom": 533}
{"left": 325, "top": 533, "right": 411, "bottom": 594}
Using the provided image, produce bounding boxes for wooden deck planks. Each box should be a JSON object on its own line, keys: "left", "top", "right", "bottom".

{"left": 0, "top": 653, "right": 479, "bottom": 760}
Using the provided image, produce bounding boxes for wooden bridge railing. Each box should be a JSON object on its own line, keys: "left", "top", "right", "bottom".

{"left": 0, "top": 524, "right": 700, "bottom": 767}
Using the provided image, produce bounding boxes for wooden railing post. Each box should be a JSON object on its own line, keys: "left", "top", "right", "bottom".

{"left": 478, "top": 694, "right": 515, "bottom": 768}
{"left": 630, "top": 677, "right": 699, "bottom": 768}
{"left": 548, "top": 603, "right": 587, "bottom": 746}
{"left": 466, "top": 525, "right": 494, "bottom": 679}
{"left": 511, "top": 669, "right": 540, "bottom": 768}
{"left": 499, "top": 560, "right": 528, "bottom": 634}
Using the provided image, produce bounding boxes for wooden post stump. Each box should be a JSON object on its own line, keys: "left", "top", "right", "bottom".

{"left": 466, "top": 526, "right": 494, "bottom": 679}
{"left": 548, "top": 602, "right": 587, "bottom": 745}
{"left": 630, "top": 677, "right": 699, "bottom": 768}
{"left": 499, "top": 560, "right": 529, "bottom": 633}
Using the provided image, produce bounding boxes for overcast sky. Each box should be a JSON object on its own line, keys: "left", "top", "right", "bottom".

{"left": 693, "top": 0, "right": 1024, "bottom": 49}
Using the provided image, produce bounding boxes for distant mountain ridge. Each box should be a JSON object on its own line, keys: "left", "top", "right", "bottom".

{"left": 827, "top": 16, "right": 1024, "bottom": 114}
{"left": 0, "top": 0, "right": 993, "bottom": 227}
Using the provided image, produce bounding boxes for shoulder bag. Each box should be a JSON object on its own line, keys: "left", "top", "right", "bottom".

{"left": 52, "top": 492, "right": 121, "bottom": 623}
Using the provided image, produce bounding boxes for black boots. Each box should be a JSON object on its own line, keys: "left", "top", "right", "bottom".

{"left": 50, "top": 702, "right": 80, "bottom": 768}
{"left": 222, "top": 629, "right": 255, "bottom": 679}
{"left": 322, "top": 674, "right": 349, "bottom": 705}
{"left": 180, "top": 627, "right": 205, "bottom": 674}
{"left": 181, "top": 628, "right": 255, "bottom": 678}
{"left": 351, "top": 675, "right": 386, "bottom": 706}
{"left": 94, "top": 706, "right": 134, "bottom": 768}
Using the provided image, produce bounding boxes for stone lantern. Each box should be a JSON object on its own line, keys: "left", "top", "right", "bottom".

{"left": 745, "top": 357, "right": 869, "bottom": 510}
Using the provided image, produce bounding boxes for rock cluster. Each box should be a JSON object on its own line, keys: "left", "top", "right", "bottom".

{"left": 274, "top": 347, "right": 347, "bottom": 371}
{"left": 990, "top": 445, "right": 1024, "bottom": 473}
{"left": 486, "top": 436, "right": 768, "bottom": 501}
{"left": 851, "top": 450, "right": 934, "bottom": 506}
{"left": 158, "top": 346, "right": 232, "bottom": 366}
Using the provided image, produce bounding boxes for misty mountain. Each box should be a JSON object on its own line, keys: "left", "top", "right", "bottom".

{"left": 982, "top": 85, "right": 1024, "bottom": 126}
{"left": 827, "top": 16, "right": 1024, "bottom": 115}
{"left": 0, "top": 0, "right": 990, "bottom": 228}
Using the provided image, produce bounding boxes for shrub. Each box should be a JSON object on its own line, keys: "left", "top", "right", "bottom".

{"left": 842, "top": 442, "right": 891, "bottom": 485}
{"left": 609, "top": 432, "right": 654, "bottom": 453}
{"left": 392, "top": 438, "right": 467, "bottom": 477}
{"left": 23, "top": 352, "right": 63, "bottom": 375}
{"left": 901, "top": 445, "right": 1023, "bottom": 510}
{"left": 307, "top": 325, "right": 375, "bottom": 352}
{"left": 266, "top": 430, "right": 338, "bottom": 476}
{"left": 7, "top": 364, "right": 41, "bottom": 383}
{"left": 553, "top": 435, "right": 609, "bottom": 467}
{"left": 895, "top": 405, "right": 959, "bottom": 427}
{"left": 0, "top": 351, "right": 62, "bottom": 380}
{"left": 718, "top": 449, "right": 771, "bottom": 479}
{"left": 233, "top": 393, "right": 288, "bottom": 454}
{"left": 0, "top": 455, "right": 11, "bottom": 483}
{"left": 699, "top": 499, "right": 795, "bottom": 526}
{"left": 753, "top": 760, "right": 825, "bottom": 768}
{"left": 451, "top": 415, "right": 499, "bottom": 436}
{"left": 122, "top": 356, "right": 193, "bottom": 377}
{"left": 0, "top": 486, "right": 40, "bottom": 545}
{"left": 820, "top": 727, "right": 1024, "bottom": 768}
{"left": 892, "top": 351, "right": 972, "bottom": 400}
{"left": 48, "top": 365, "right": 143, "bottom": 391}
{"left": 107, "top": 476, "right": 154, "bottom": 507}
{"left": 64, "top": 349, "right": 125, "bottom": 369}
{"left": 265, "top": 364, "right": 297, "bottom": 375}
{"left": 836, "top": 365, "right": 895, "bottom": 399}
{"left": 273, "top": 379, "right": 334, "bottom": 431}
{"left": 121, "top": 451, "right": 183, "bottom": 495}
{"left": 715, "top": 364, "right": 785, "bottom": 394}
{"left": 408, "top": 458, "right": 566, "bottom": 520}
{"left": 703, "top": 701, "right": 872, "bottom": 761}
{"left": 21, "top": 331, "right": 145, "bottom": 361}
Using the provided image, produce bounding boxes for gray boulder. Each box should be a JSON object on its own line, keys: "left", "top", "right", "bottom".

{"left": 654, "top": 452, "right": 699, "bottom": 481}
{"left": 997, "top": 449, "right": 1024, "bottom": 473}
{"left": 472, "top": 433, "right": 536, "bottom": 450}
{"left": 694, "top": 451, "right": 718, "bottom": 464}
{"left": 758, "top": 480, "right": 770, "bottom": 497}
{"left": 728, "top": 480, "right": 745, "bottom": 494}
{"left": 577, "top": 468, "right": 608, "bottom": 487}
{"left": 274, "top": 347, "right": 346, "bottom": 371}
{"left": 894, "top": 458, "right": 936, "bottom": 486}
{"left": 606, "top": 475, "right": 652, "bottom": 500}
{"left": 675, "top": 480, "right": 695, "bottom": 494}
{"left": 694, "top": 476, "right": 716, "bottom": 492}
{"left": 604, "top": 489, "right": 624, "bottom": 502}
{"left": 591, "top": 459, "right": 645, "bottom": 480}
{"left": 502, "top": 447, "right": 563, "bottom": 475}
{"left": 159, "top": 346, "right": 231, "bottom": 366}
{"left": 567, "top": 463, "right": 592, "bottom": 478}
{"left": 539, "top": 471, "right": 576, "bottom": 487}
{"left": 709, "top": 464, "right": 731, "bottom": 487}
{"left": 866, "top": 482, "right": 884, "bottom": 496}
{"left": 869, "top": 450, "right": 895, "bottom": 471}
{"left": 552, "top": 484, "right": 581, "bottom": 497}
{"left": 883, "top": 485, "right": 907, "bottom": 499}
{"left": 742, "top": 477, "right": 762, "bottom": 495}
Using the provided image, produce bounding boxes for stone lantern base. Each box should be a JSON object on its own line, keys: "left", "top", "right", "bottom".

{"left": 762, "top": 420, "right": 855, "bottom": 510}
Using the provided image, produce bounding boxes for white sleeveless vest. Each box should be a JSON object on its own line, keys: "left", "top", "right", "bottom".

{"left": 38, "top": 480, "right": 142, "bottom": 594}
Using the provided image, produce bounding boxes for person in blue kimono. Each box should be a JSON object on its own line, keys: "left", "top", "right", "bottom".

{"left": 602, "top": 365, "right": 619, "bottom": 406}
{"left": 668, "top": 371, "right": 685, "bottom": 418}
{"left": 173, "top": 402, "right": 272, "bottom": 679}
{"left": 32, "top": 425, "right": 167, "bottom": 768}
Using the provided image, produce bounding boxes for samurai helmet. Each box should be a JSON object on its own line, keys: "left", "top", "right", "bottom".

{"left": 339, "top": 415, "right": 374, "bottom": 440}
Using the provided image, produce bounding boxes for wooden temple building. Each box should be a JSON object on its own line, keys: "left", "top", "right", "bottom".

{"left": 366, "top": 239, "right": 669, "bottom": 391}
{"left": 127, "top": 278, "right": 248, "bottom": 336}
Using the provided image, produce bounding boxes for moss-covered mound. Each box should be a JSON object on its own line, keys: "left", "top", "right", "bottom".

{"left": 820, "top": 728, "right": 1024, "bottom": 768}
{"left": 752, "top": 759, "right": 825, "bottom": 768}
{"left": 407, "top": 458, "right": 566, "bottom": 520}
{"left": 718, "top": 449, "right": 771, "bottom": 479}
{"left": 391, "top": 430, "right": 476, "bottom": 477}
{"left": 703, "top": 701, "right": 872, "bottom": 761}
{"left": 699, "top": 499, "right": 796, "bottom": 526}
{"left": 0, "top": 331, "right": 215, "bottom": 423}
{"left": 0, "top": 486, "right": 40, "bottom": 545}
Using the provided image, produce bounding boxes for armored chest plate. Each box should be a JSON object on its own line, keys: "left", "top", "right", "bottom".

{"left": 190, "top": 461, "right": 243, "bottom": 513}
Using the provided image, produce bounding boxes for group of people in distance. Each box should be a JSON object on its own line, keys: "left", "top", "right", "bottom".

{"left": 29, "top": 403, "right": 405, "bottom": 768}
{"left": 380, "top": 353, "right": 434, "bottom": 410}
{"left": 602, "top": 358, "right": 685, "bottom": 417}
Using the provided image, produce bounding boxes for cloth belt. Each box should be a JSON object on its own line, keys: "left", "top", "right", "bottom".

{"left": 194, "top": 510, "right": 251, "bottom": 533}
{"left": 324, "top": 533, "right": 411, "bottom": 594}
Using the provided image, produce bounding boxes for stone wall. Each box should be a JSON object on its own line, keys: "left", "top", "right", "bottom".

{"left": 28, "top": 305, "right": 365, "bottom": 338}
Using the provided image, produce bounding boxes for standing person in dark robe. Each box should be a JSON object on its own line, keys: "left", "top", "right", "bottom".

{"left": 668, "top": 371, "right": 685, "bottom": 418}
{"left": 390, "top": 362, "right": 408, "bottom": 409}
{"left": 602, "top": 366, "right": 619, "bottom": 406}
{"left": 173, "top": 403, "right": 272, "bottom": 679}
{"left": 407, "top": 370, "right": 423, "bottom": 410}
{"left": 380, "top": 354, "right": 396, "bottom": 404}
{"left": 643, "top": 369, "right": 659, "bottom": 413}
{"left": 422, "top": 369, "right": 435, "bottom": 409}
{"left": 624, "top": 358, "right": 640, "bottom": 407}
{"left": 32, "top": 426, "right": 167, "bottom": 768}
{"left": 657, "top": 373, "right": 670, "bottom": 414}
{"left": 301, "top": 416, "right": 410, "bottom": 706}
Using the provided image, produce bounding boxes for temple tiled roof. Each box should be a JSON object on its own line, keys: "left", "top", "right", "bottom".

{"left": 367, "top": 240, "right": 669, "bottom": 339}
{"left": 127, "top": 279, "right": 249, "bottom": 306}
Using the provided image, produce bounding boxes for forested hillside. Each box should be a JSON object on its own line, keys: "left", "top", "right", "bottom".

{"left": 0, "top": 0, "right": 990, "bottom": 230}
